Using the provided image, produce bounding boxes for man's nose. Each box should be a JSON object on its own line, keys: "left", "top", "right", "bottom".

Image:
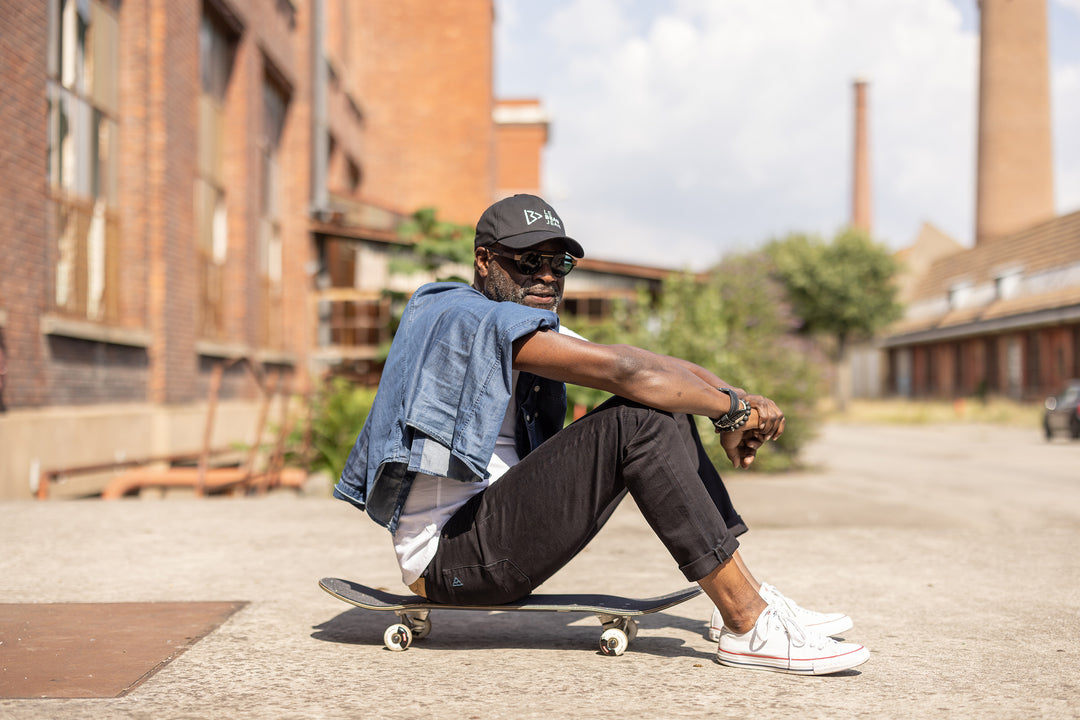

{"left": 530, "top": 257, "right": 560, "bottom": 282}
{"left": 532, "top": 264, "right": 558, "bottom": 282}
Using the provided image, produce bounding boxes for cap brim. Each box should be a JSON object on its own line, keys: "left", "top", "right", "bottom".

{"left": 496, "top": 230, "right": 584, "bottom": 258}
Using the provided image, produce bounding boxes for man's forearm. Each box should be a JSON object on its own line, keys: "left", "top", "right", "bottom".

{"left": 612, "top": 346, "right": 747, "bottom": 419}
{"left": 668, "top": 356, "right": 745, "bottom": 397}
{"left": 513, "top": 331, "right": 740, "bottom": 419}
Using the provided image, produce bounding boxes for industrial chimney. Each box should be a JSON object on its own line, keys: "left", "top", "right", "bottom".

{"left": 975, "top": 0, "right": 1054, "bottom": 244}
{"left": 851, "top": 78, "right": 872, "bottom": 234}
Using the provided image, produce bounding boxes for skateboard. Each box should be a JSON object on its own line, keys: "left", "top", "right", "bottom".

{"left": 319, "top": 577, "right": 702, "bottom": 656}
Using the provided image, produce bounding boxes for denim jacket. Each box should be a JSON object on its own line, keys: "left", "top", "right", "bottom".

{"left": 333, "top": 282, "right": 566, "bottom": 532}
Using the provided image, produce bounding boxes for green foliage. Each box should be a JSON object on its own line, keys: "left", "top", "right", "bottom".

{"left": 299, "top": 377, "right": 378, "bottom": 483}
{"left": 766, "top": 228, "right": 903, "bottom": 357}
{"left": 566, "top": 254, "right": 824, "bottom": 472}
{"left": 390, "top": 207, "right": 475, "bottom": 281}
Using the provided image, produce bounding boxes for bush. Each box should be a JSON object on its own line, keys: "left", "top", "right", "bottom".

{"left": 565, "top": 252, "right": 824, "bottom": 472}
{"left": 294, "top": 378, "right": 378, "bottom": 483}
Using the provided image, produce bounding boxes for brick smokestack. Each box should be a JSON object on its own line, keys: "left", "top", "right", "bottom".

{"left": 975, "top": 0, "right": 1054, "bottom": 244}
{"left": 851, "top": 78, "right": 872, "bottom": 234}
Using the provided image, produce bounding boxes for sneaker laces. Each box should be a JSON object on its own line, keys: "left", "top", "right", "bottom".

{"left": 749, "top": 606, "right": 831, "bottom": 666}
{"left": 760, "top": 583, "right": 828, "bottom": 621}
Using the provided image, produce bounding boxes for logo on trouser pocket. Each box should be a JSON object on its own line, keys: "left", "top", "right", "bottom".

{"left": 441, "top": 560, "right": 530, "bottom": 605}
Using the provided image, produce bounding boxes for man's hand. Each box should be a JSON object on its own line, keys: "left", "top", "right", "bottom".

{"left": 720, "top": 428, "right": 766, "bottom": 469}
{"left": 741, "top": 393, "right": 785, "bottom": 440}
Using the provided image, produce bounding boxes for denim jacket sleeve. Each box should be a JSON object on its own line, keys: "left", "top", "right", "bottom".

{"left": 334, "top": 283, "right": 560, "bottom": 532}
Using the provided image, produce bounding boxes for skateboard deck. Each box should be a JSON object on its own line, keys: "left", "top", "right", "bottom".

{"left": 319, "top": 577, "right": 702, "bottom": 655}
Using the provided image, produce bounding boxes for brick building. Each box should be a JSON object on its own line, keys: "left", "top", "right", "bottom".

{"left": 0, "top": 0, "right": 508, "bottom": 499}
{"left": 0, "top": 0, "right": 328, "bottom": 500}
{"left": 881, "top": 0, "right": 1080, "bottom": 402}
{"left": 0, "top": 0, "right": 675, "bottom": 500}
{"left": 884, "top": 211, "right": 1080, "bottom": 400}
{"left": 494, "top": 98, "right": 549, "bottom": 199}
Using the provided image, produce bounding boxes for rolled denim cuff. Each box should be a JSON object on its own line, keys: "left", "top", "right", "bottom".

{"left": 332, "top": 483, "right": 365, "bottom": 511}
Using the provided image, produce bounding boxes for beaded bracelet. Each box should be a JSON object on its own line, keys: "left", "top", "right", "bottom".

{"left": 712, "top": 388, "right": 752, "bottom": 432}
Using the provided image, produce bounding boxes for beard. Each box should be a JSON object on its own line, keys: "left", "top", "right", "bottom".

{"left": 482, "top": 262, "right": 563, "bottom": 312}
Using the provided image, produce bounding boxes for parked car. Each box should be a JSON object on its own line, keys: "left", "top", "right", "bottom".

{"left": 1044, "top": 380, "right": 1080, "bottom": 440}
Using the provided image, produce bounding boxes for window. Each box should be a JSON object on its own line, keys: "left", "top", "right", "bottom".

{"left": 994, "top": 270, "right": 1022, "bottom": 301}
{"left": 947, "top": 282, "right": 973, "bottom": 310}
{"left": 195, "top": 10, "right": 236, "bottom": 340}
{"left": 346, "top": 158, "right": 361, "bottom": 194}
{"left": 563, "top": 295, "right": 616, "bottom": 322}
{"left": 46, "top": 0, "right": 120, "bottom": 323}
{"left": 259, "top": 77, "right": 288, "bottom": 349}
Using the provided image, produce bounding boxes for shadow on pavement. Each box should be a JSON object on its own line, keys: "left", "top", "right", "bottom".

{"left": 311, "top": 607, "right": 716, "bottom": 660}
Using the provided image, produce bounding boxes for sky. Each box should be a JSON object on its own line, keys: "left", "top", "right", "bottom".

{"left": 493, "top": 0, "right": 1080, "bottom": 270}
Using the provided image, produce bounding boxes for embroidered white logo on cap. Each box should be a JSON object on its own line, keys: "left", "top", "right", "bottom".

{"left": 524, "top": 208, "right": 562, "bottom": 228}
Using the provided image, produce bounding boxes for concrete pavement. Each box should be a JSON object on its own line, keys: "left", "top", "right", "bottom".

{"left": 1, "top": 421, "right": 1079, "bottom": 719}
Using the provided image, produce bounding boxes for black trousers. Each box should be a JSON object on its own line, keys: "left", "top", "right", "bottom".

{"left": 421, "top": 397, "right": 748, "bottom": 605}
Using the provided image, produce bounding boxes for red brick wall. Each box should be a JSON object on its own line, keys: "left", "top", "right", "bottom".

{"left": 1043, "top": 326, "right": 1076, "bottom": 394}
{"left": 976, "top": 0, "right": 1055, "bottom": 243}
{"left": 494, "top": 98, "right": 548, "bottom": 197}
{"left": 898, "top": 325, "right": 1080, "bottom": 401}
{"left": 0, "top": 0, "right": 315, "bottom": 410}
{"left": 147, "top": 0, "right": 200, "bottom": 403}
{"left": 353, "top": 0, "right": 495, "bottom": 225}
{"left": 137, "top": 0, "right": 311, "bottom": 402}
{"left": 278, "top": 1, "right": 314, "bottom": 378}
{"left": 117, "top": 0, "right": 151, "bottom": 332}
{"left": 1, "top": 0, "right": 513, "bottom": 413}
{"left": 0, "top": 0, "right": 50, "bottom": 407}
{"left": 495, "top": 123, "right": 546, "bottom": 195}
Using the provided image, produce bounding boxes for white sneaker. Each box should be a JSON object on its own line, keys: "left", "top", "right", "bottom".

{"left": 708, "top": 583, "right": 853, "bottom": 641}
{"left": 716, "top": 606, "right": 870, "bottom": 675}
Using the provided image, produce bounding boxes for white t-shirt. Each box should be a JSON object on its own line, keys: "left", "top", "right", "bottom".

{"left": 392, "top": 325, "right": 585, "bottom": 585}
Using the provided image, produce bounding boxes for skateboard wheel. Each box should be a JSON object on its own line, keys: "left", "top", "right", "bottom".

{"left": 384, "top": 623, "right": 413, "bottom": 651}
{"left": 600, "top": 628, "right": 628, "bottom": 656}
{"left": 624, "top": 618, "right": 639, "bottom": 643}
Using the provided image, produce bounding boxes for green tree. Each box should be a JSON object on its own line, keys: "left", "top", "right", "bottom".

{"left": 566, "top": 252, "right": 823, "bottom": 471}
{"left": 380, "top": 207, "right": 477, "bottom": 358}
{"left": 390, "top": 207, "right": 475, "bottom": 281}
{"left": 767, "top": 228, "right": 903, "bottom": 409}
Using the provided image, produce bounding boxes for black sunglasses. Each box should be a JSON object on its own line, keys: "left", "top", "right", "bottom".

{"left": 487, "top": 247, "right": 578, "bottom": 278}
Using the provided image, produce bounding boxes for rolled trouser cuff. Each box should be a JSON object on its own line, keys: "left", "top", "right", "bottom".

{"left": 679, "top": 532, "right": 742, "bottom": 583}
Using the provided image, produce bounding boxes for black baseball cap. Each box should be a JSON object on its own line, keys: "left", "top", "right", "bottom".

{"left": 474, "top": 194, "right": 584, "bottom": 258}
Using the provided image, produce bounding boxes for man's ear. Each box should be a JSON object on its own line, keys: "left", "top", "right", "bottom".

{"left": 474, "top": 247, "right": 491, "bottom": 279}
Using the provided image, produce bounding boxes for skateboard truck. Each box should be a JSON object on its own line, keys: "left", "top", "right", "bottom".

{"left": 598, "top": 614, "right": 639, "bottom": 656}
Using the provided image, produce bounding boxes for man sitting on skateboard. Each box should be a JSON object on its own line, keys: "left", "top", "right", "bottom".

{"left": 334, "top": 194, "right": 869, "bottom": 675}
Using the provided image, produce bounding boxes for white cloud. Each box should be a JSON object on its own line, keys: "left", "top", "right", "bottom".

{"left": 1059, "top": 0, "right": 1080, "bottom": 16}
{"left": 496, "top": 0, "right": 1076, "bottom": 269}
{"left": 545, "top": 0, "right": 635, "bottom": 49}
{"left": 1054, "top": 61, "right": 1080, "bottom": 212}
